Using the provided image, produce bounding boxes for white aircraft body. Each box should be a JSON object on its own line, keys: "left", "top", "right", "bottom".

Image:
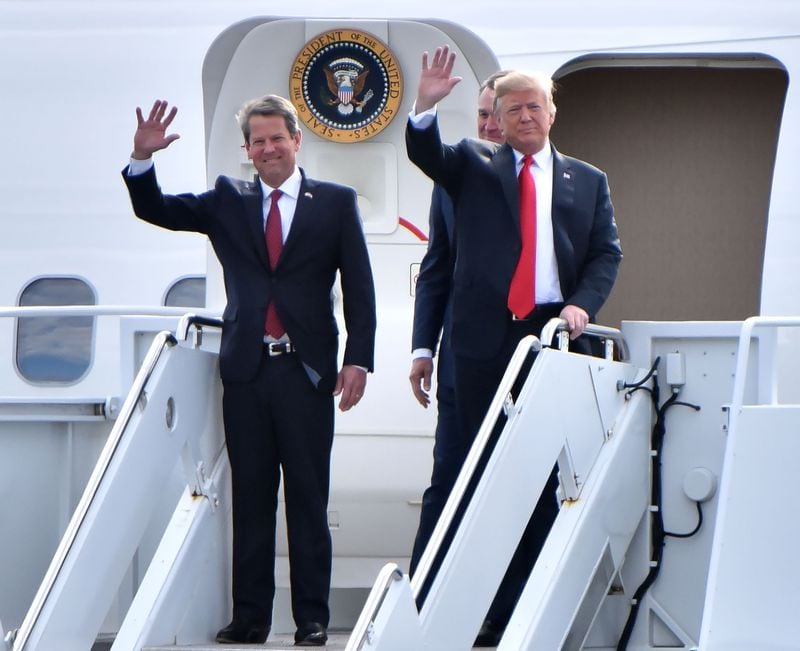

{"left": 0, "top": 1, "right": 799, "bottom": 649}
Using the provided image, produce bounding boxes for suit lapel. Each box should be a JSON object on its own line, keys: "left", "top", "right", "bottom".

{"left": 244, "top": 175, "right": 269, "bottom": 269}
{"left": 551, "top": 146, "right": 575, "bottom": 276}
{"left": 492, "top": 144, "right": 521, "bottom": 234}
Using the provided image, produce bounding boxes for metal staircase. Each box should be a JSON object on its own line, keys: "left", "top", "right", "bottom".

{"left": 348, "top": 323, "right": 650, "bottom": 650}
{"left": 11, "top": 317, "right": 800, "bottom": 650}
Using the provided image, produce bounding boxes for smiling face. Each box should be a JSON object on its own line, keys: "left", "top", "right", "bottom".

{"left": 244, "top": 114, "right": 302, "bottom": 187}
{"left": 495, "top": 78, "right": 555, "bottom": 155}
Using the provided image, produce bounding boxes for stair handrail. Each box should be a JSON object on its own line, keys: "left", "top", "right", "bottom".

{"left": 410, "top": 334, "right": 542, "bottom": 601}
{"left": 345, "top": 564, "right": 404, "bottom": 651}
{"left": 410, "top": 321, "right": 626, "bottom": 605}
{"left": 698, "top": 315, "right": 800, "bottom": 649}
{"left": 0, "top": 305, "right": 217, "bottom": 318}
{"left": 730, "top": 316, "right": 800, "bottom": 411}
{"left": 176, "top": 313, "right": 225, "bottom": 342}
{"left": 540, "top": 318, "right": 629, "bottom": 361}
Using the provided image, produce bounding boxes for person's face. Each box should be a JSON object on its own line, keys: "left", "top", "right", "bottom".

{"left": 477, "top": 86, "right": 503, "bottom": 144}
{"left": 245, "top": 114, "right": 301, "bottom": 187}
{"left": 496, "top": 86, "right": 555, "bottom": 154}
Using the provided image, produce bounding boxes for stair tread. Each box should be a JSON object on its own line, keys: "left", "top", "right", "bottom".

{"left": 142, "top": 631, "right": 497, "bottom": 649}
{"left": 143, "top": 631, "right": 350, "bottom": 649}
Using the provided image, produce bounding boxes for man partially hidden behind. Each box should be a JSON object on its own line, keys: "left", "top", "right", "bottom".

{"left": 122, "top": 96, "right": 376, "bottom": 646}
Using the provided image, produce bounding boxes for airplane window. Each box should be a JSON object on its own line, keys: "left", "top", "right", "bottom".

{"left": 164, "top": 276, "right": 206, "bottom": 307}
{"left": 16, "top": 277, "right": 96, "bottom": 384}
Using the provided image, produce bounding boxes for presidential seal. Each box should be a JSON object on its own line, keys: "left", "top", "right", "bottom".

{"left": 289, "top": 29, "right": 403, "bottom": 142}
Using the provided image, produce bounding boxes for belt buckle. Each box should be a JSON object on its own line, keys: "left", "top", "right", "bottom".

{"left": 267, "top": 342, "right": 291, "bottom": 356}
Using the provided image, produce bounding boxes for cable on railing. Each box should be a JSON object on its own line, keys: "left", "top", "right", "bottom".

{"left": 616, "top": 357, "right": 702, "bottom": 651}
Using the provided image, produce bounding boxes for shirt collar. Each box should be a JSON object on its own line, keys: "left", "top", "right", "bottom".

{"left": 258, "top": 166, "right": 302, "bottom": 201}
{"left": 513, "top": 141, "right": 552, "bottom": 170}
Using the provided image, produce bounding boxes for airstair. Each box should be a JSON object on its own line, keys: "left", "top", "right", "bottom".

{"left": 348, "top": 317, "right": 800, "bottom": 650}
{"left": 7, "top": 317, "right": 800, "bottom": 650}
{"left": 347, "top": 323, "right": 648, "bottom": 651}
{"left": 4, "top": 315, "right": 232, "bottom": 651}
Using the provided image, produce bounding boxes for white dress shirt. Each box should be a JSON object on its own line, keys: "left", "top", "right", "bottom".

{"left": 258, "top": 167, "right": 302, "bottom": 240}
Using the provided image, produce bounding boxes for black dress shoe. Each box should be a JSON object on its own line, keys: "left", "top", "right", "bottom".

{"left": 294, "top": 621, "right": 328, "bottom": 646}
{"left": 474, "top": 619, "right": 503, "bottom": 647}
{"left": 215, "top": 620, "right": 270, "bottom": 644}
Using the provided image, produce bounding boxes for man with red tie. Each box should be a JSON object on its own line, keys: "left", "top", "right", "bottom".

{"left": 405, "top": 46, "right": 621, "bottom": 645}
{"left": 123, "top": 95, "right": 376, "bottom": 646}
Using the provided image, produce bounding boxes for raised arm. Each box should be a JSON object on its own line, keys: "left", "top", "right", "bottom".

{"left": 132, "top": 100, "right": 181, "bottom": 159}
{"left": 414, "top": 45, "right": 463, "bottom": 114}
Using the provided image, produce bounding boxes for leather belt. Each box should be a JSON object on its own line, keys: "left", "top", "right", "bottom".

{"left": 510, "top": 303, "right": 563, "bottom": 322}
{"left": 265, "top": 341, "right": 295, "bottom": 357}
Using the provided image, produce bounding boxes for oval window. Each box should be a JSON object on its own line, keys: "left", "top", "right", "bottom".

{"left": 164, "top": 277, "right": 206, "bottom": 308}
{"left": 16, "top": 277, "right": 96, "bottom": 383}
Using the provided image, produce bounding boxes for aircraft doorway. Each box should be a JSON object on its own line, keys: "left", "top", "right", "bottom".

{"left": 550, "top": 54, "right": 788, "bottom": 326}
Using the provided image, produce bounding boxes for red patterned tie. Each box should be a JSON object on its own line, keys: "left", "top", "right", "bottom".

{"left": 265, "top": 189, "right": 285, "bottom": 338}
{"left": 508, "top": 154, "right": 537, "bottom": 319}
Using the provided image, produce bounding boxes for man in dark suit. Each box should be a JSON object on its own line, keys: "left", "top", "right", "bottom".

{"left": 408, "top": 71, "right": 507, "bottom": 577}
{"left": 406, "top": 47, "right": 622, "bottom": 645}
{"left": 123, "top": 96, "right": 376, "bottom": 646}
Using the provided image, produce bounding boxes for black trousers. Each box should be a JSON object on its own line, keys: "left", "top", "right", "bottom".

{"left": 409, "top": 375, "right": 464, "bottom": 575}
{"left": 222, "top": 348, "right": 334, "bottom": 628}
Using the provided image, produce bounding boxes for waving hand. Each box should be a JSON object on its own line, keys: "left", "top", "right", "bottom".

{"left": 132, "top": 100, "right": 180, "bottom": 159}
{"left": 414, "top": 45, "right": 463, "bottom": 114}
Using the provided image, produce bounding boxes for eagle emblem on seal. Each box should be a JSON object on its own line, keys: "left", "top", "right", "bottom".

{"left": 323, "top": 57, "right": 375, "bottom": 116}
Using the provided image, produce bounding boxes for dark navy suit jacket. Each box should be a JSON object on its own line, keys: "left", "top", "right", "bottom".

{"left": 412, "top": 185, "right": 455, "bottom": 388}
{"left": 406, "top": 118, "right": 622, "bottom": 360}
{"left": 123, "top": 166, "right": 376, "bottom": 391}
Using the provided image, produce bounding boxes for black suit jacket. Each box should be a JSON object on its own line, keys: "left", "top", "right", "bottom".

{"left": 123, "top": 166, "right": 376, "bottom": 390}
{"left": 406, "top": 118, "right": 622, "bottom": 360}
{"left": 412, "top": 184, "right": 456, "bottom": 387}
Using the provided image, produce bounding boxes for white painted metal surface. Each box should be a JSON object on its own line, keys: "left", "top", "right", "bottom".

{"left": 699, "top": 318, "right": 800, "bottom": 650}
{"left": 14, "top": 330, "right": 223, "bottom": 650}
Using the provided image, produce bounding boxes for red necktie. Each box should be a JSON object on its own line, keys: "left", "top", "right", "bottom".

{"left": 508, "top": 154, "right": 537, "bottom": 319}
{"left": 265, "top": 189, "right": 285, "bottom": 338}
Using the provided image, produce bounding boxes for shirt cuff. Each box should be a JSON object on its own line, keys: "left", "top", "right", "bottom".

{"left": 127, "top": 157, "right": 154, "bottom": 175}
{"left": 408, "top": 104, "right": 436, "bottom": 129}
{"left": 412, "top": 348, "right": 433, "bottom": 360}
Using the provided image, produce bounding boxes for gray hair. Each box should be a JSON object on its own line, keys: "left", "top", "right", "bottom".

{"left": 236, "top": 94, "right": 300, "bottom": 142}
